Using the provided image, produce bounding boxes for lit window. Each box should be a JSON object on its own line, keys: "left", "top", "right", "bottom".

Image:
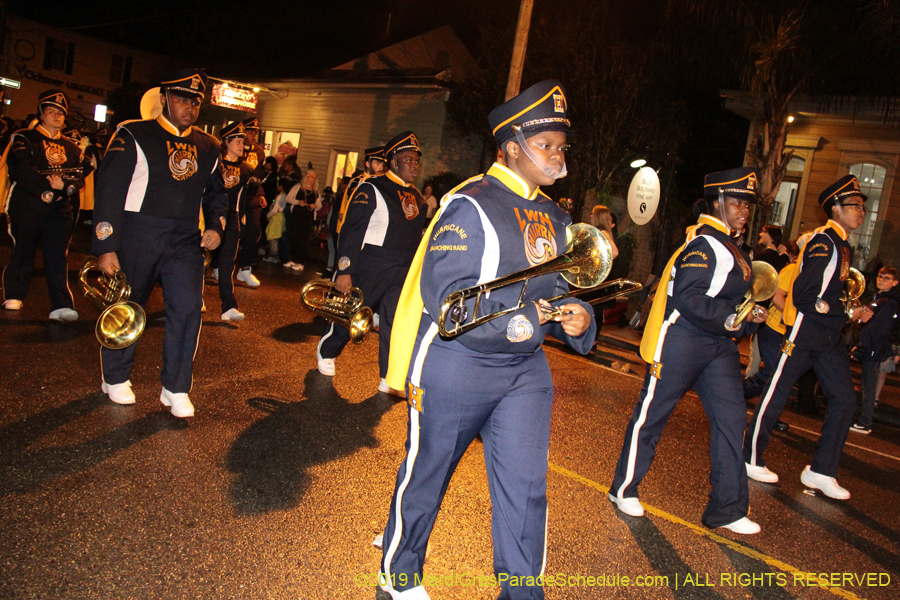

{"left": 848, "top": 163, "right": 887, "bottom": 269}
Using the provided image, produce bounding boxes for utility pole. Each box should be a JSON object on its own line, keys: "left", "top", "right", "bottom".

{"left": 504, "top": 0, "right": 534, "bottom": 101}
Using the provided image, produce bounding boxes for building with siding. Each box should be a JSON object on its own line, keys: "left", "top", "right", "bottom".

{"left": 726, "top": 93, "right": 900, "bottom": 273}
{"left": 253, "top": 26, "right": 482, "bottom": 191}
{"left": 0, "top": 14, "right": 175, "bottom": 125}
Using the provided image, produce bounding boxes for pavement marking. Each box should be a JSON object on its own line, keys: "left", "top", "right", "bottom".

{"left": 547, "top": 462, "right": 866, "bottom": 600}
{"left": 547, "top": 346, "right": 900, "bottom": 462}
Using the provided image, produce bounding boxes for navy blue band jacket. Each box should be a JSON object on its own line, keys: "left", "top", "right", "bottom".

{"left": 91, "top": 115, "right": 228, "bottom": 254}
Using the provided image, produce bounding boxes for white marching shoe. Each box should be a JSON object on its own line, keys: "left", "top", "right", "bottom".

{"left": 745, "top": 463, "right": 779, "bottom": 483}
{"left": 317, "top": 358, "right": 335, "bottom": 377}
{"left": 49, "top": 308, "right": 79, "bottom": 321}
{"left": 4, "top": 299, "right": 22, "bottom": 310}
{"left": 800, "top": 466, "right": 850, "bottom": 500}
{"left": 221, "top": 308, "right": 245, "bottom": 321}
{"left": 236, "top": 268, "right": 260, "bottom": 286}
{"left": 608, "top": 493, "right": 645, "bottom": 517}
{"left": 719, "top": 517, "right": 761, "bottom": 535}
{"left": 160, "top": 387, "right": 195, "bottom": 418}
{"left": 102, "top": 380, "right": 136, "bottom": 405}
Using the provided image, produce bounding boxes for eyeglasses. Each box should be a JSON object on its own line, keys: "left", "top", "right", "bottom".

{"left": 877, "top": 274, "right": 896, "bottom": 280}
{"left": 839, "top": 203, "right": 866, "bottom": 213}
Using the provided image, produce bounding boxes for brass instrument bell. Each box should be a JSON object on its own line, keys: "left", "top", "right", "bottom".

{"left": 841, "top": 268, "right": 866, "bottom": 311}
{"left": 79, "top": 257, "right": 147, "bottom": 349}
{"left": 300, "top": 280, "right": 373, "bottom": 344}
{"left": 726, "top": 261, "right": 779, "bottom": 330}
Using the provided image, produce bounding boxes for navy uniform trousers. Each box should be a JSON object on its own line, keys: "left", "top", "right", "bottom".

{"left": 317, "top": 246, "right": 412, "bottom": 377}
{"left": 100, "top": 212, "right": 204, "bottom": 393}
{"left": 744, "top": 313, "right": 855, "bottom": 477}
{"left": 215, "top": 211, "right": 242, "bottom": 313}
{"left": 742, "top": 323, "right": 784, "bottom": 399}
{"left": 382, "top": 343, "right": 553, "bottom": 600}
{"left": 239, "top": 202, "right": 262, "bottom": 270}
{"left": 3, "top": 200, "right": 75, "bottom": 310}
{"left": 611, "top": 317, "right": 749, "bottom": 528}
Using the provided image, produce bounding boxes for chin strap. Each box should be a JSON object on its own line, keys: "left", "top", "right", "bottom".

{"left": 717, "top": 191, "right": 738, "bottom": 237}
{"left": 512, "top": 126, "right": 567, "bottom": 180}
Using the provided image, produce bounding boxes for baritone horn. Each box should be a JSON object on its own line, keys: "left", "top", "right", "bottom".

{"left": 300, "top": 280, "right": 373, "bottom": 344}
{"left": 79, "top": 257, "right": 146, "bottom": 349}
{"left": 438, "top": 223, "right": 620, "bottom": 338}
{"left": 725, "top": 261, "right": 779, "bottom": 330}
{"left": 841, "top": 268, "right": 866, "bottom": 312}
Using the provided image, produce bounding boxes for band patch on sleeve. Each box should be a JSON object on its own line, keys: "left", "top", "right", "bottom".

{"left": 338, "top": 257, "right": 351, "bottom": 271}
{"left": 506, "top": 315, "right": 534, "bottom": 342}
{"left": 95, "top": 221, "right": 113, "bottom": 240}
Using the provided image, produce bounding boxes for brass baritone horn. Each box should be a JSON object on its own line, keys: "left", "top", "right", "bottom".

{"left": 841, "top": 268, "right": 866, "bottom": 312}
{"left": 725, "top": 261, "right": 779, "bottom": 331}
{"left": 301, "top": 280, "right": 373, "bottom": 344}
{"left": 438, "top": 223, "right": 615, "bottom": 338}
{"left": 79, "top": 257, "right": 147, "bottom": 349}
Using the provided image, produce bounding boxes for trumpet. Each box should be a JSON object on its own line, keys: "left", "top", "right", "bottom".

{"left": 38, "top": 167, "right": 86, "bottom": 177}
{"left": 79, "top": 257, "right": 147, "bottom": 349}
{"left": 724, "top": 261, "right": 779, "bottom": 331}
{"left": 438, "top": 223, "right": 614, "bottom": 338}
{"left": 301, "top": 279, "right": 373, "bottom": 344}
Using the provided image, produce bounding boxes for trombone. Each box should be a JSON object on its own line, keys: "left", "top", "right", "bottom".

{"left": 79, "top": 257, "right": 147, "bottom": 349}
{"left": 300, "top": 280, "right": 373, "bottom": 344}
{"left": 437, "top": 223, "right": 640, "bottom": 338}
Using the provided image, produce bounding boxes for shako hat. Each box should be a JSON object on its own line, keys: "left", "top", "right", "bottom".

{"left": 160, "top": 68, "right": 208, "bottom": 100}
{"left": 489, "top": 80, "right": 573, "bottom": 146}
{"left": 384, "top": 131, "right": 421, "bottom": 159}
{"left": 62, "top": 127, "right": 82, "bottom": 143}
{"left": 365, "top": 146, "right": 386, "bottom": 162}
{"left": 220, "top": 121, "right": 246, "bottom": 140}
{"left": 242, "top": 117, "right": 260, "bottom": 131}
{"left": 703, "top": 167, "right": 759, "bottom": 202}
{"left": 38, "top": 89, "right": 69, "bottom": 115}
{"left": 819, "top": 174, "right": 867, "bottom": 207}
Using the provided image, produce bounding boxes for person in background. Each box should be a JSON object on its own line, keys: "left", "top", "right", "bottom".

{"left": 2, "top": 89, "right": 92, "bottom": 320}
{"left": 318, "top": 132, "right": 425, "bottom": 392}
{"left": 851, "top": 266, "right": 900, "bottom": 434}
{"left": 283, "top": 163, "right": 320, "bottom": 271}
{"left": 421, "top": 182, "right": 437, "bottom": 225}
{"left": 755, "top": 225, "right": 789, "bottom": 273}
{"left": 235, "top": 117, "right": 267, "bottom": 288}
{"left": 214, "top": 121, "right": 253, "bottom": 322}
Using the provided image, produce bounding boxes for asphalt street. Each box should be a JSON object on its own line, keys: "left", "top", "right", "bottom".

{"left": 1, "top": 226, "right": 898, "bottom": 600}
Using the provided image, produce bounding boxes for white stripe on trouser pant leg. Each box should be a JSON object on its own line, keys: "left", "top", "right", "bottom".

{"left": 749, "top": 312, "right": 804, "bottom": 466}
{"left": 382, "top": 323, "right": 436, "bottom": 594}
{"left": 316, "top": 322, "right": 336, "bottom": 361}
{"left": 618, "top": 309, "right": 680, "bottom": 500}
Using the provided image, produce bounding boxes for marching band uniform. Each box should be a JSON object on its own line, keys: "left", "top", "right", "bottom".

{"left": 2, "top": 90, "right": 91, "bottom": 319}
{"left": 217, "top": 121, "right": 254, "bottom": 321}
{"left": 335, "top": 145, "right": 385, "bottom": 235}
{"left": 380, "top": 81, "right": 595, "bottom": 600}
{"left": 92, "top": 69, "right": 228, "bottom": 416}
{"left": 610, "top": 168, "right": 762, "bottom": 534}
{"left": 317, "top": 134, "right": 424, "bottom": 383}
{"left": 237, "top": 117, "right": 267, "bottom": 285}
{"left": 743, "top": 176, "right": 866, "bottom": 498}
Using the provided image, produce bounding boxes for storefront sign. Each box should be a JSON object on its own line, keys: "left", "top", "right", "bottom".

{"left": 210, "top": 84, "right": 258, "bottom": 113}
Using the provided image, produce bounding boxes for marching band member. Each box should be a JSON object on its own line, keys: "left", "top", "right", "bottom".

{"left": 91, "top": 69, "right": 228, "bottom": 417}
{"left": 236, "top": 117, "right": 267, "bottom": 287}
{"left": 2, "top": 89, "right": 91, "bottom": 320}
{"left": 743, "top": 175, "right": 872, "bottom": 498}
{"left": 216, "top": 121, "right": 254, "bottom": 321}
{"left": 609, "top": 168, "right": 768, "bottom": 535}
{"left": 317, "top": 133, "right": 424, "bottom": 391}
{"left": 378, "top": 81, "right": 595, "bottom": 600}
{"left": 335, "top": 146, "right": 386, "bottom": 236}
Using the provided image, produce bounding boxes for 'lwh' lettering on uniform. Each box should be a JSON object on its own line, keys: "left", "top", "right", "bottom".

{"left": 166, "top": 141, "right": 197, "bottom": 156}
{"left": 514, "top": 207, "right": 556, "bottom": 238}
